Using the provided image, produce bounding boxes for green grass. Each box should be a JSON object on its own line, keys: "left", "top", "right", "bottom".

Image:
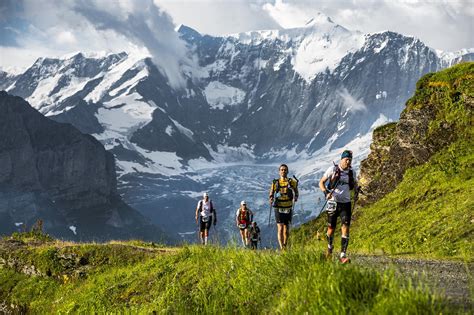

{"left": 350, "top": 138, "right": 473, "bottom": 259}
{"left": 293, "top": 63, "right": 473, "bottom": 260}
{"left": 293, "top": 119, "right": 473, "bottom": 260}
{"left": 1, "top": 61, "right": 472, "bottom": 315}
{"left": 406, "top": 62, "right": 473, "bottom": 140}
{"left": 350, "top": 63, "right": 473, "bottom": 259}
{"left": 0, "top": 242, "right": 451, "bottom": 314}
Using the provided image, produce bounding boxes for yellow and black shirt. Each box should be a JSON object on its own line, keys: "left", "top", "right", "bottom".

{"left": 270, "top": 177, "right": 298, "bottom": 209}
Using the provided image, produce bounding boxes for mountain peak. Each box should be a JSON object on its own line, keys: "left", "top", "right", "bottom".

{"left": 177, "top": 24, "right": 202, "bottom": 39}
{"left": 304, "top": 12, "right": 334, "bottom": 27}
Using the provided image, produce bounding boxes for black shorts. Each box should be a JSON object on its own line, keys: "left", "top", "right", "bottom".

{"left": 238, "top": 222, "right": 250, "bottom": 230}
{"left": 274, "top": 208, "right": 292, "bottom": 225}
{"left": 327, "top": 202, "right": 352, "bottom": 229}
{"left": 200, "top": 217, "right": 212, "bottom": 232}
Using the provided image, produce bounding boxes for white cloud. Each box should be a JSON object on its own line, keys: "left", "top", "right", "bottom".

{"left": 73, "top": 0, "right": 195, "bottom": 89}
{"left": 56, "top": 30, "right": 77, "bottom": 45}
{"left": 0, "top": 0, "right": 472, "bottom": 73}
{"left": 1, "top": 0, "right": 195, "bottom": 89}
{"left": 154, "top": 0, "right": 281, "bottom": 35}
{"left": 338, "top": 88, "right": 367, "bottom": 112}
{"left": 262, "top": 0, "right": 314, "bottom": 29}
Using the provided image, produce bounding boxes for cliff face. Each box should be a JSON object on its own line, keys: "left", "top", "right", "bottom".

{"left": 359, "top": 62, "right": 473, "bottom": 205}
{"left": 0, "top": 91, "right": 164, "bottom": 241}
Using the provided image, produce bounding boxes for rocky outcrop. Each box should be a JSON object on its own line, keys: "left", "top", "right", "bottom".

{"left": 358, "top": 62, "right": 473, "bottom": 204}
{"left": 0, "top": 91, "right": 165, "bottom": 241}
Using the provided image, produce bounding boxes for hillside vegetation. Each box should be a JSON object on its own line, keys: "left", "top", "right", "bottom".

{"left": 1, "top": 64, "right": 472, "bottom": 314}
{"left": 294, "top": 62, "right": 473, "bottom": 259}
{"left": 0, "top": 233, "right": 451, "bottom": 314}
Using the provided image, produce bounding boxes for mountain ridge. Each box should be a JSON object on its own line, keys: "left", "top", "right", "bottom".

{"left": 0, "top": 91, "right": 166, "bottom": 242}
{"left": 2, "top": 24, "right": 473, "bottom": 242}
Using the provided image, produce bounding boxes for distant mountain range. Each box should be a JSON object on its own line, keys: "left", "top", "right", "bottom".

{"left": 1, "top": 14, "right": 472, "bottom": 241}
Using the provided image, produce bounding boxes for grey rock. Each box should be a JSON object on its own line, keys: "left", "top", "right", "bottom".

{"left": 0, "top": 91, "right": 166, "bottom": 241}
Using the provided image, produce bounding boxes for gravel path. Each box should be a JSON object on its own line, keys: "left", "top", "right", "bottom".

{"left": 352, "top": 254, "right": 473, "bottom": 311}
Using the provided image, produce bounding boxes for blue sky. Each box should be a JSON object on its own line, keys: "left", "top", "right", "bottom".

{"left": 1, "top": 0, "right": 473, "bottom": 72}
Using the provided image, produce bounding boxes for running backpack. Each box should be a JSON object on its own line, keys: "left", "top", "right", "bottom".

{"left": 327, "top": 163, "right": 354, "bottom": 190}
{"left": 272, "top": 178, "right": 296, "bottom": 201}
{"left": 238, "top": 209, "right": 250, "bottom": 222}
{"left": 250, "top": 226, "right": 260, "bottom": 240}
{"left": 198, "top": 200, "right": 214, "bottom": 213}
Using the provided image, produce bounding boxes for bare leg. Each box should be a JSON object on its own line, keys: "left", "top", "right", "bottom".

{"left": 204, "top": 229, "right": 209, "bottom": 245}
{"left": 199, "top": 230, "right": 205, "bottom": 245}
{"left": 282, "top": 224, "right": 289, "bottom": 247}
{"left": 277, "top": 224, "right": 284, "bottom": 249}
{"left": 240, "top": 230, "right": 246, "bottom": 246}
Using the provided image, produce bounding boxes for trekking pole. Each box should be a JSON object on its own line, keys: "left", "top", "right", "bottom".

{"left": 268, "top": 202, "right": 272, "bottom": 227}
{"left": 196, "top": 221, "right": 200, "bottom": 245}
{"left": 291, "top": 175, "right": 299, "bottom": 228}
{"left": 316, "top": 176, "right": 341, "bottom": 216}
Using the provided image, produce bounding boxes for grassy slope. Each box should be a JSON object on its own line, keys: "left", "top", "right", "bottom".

{"left": 351, "top": 138, "right": 473, "bottom": 258}
{"left": 294, "top": 63, "right": 473, "bottom": 260}
{"left": 0, "top": 237, "right": 448, "bottom": 314}
{"left": 1, "top": 65, "right": 472, "bottom": 314}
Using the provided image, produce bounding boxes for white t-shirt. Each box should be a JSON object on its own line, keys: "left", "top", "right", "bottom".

{"left": 198, "top": 200, "right": 213, "bottom": 218}
{"left": 323, "top": 166, "right": 357, "bottom": 203}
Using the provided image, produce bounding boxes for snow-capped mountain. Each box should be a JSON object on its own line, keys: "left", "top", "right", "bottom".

{"left": 3, "top": 16, "right": 472, "bottom": 243}
{"left": 0, "top": 70, "right": 19, "bottom": 91}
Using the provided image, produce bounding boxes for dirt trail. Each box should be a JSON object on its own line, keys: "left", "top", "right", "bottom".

{"left": 352, "top": 254, "right": 473, "bottom": 310}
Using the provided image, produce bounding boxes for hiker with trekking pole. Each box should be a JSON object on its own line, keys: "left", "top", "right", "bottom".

{"left": 269, "top": 164, "right": 299, "bottom": 250}
{"left": 195, "top": 192, "right": 217, "bottom": 245}
{"left": 236, "top": 200, "right": 253, "bottom": 248}
{"left": 318, "top": 150, "right": 359, "bottom": 263}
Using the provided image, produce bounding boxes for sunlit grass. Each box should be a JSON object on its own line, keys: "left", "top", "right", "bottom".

{"left": 0, "top": 243, "right": 452, "bottom": 314}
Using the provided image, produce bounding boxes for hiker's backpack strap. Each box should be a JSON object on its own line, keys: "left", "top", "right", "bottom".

{"left": 327, "top": 164, "right": 341, "bottom": 190}
{"left": 272, "top": 179, "right": 279, "bottom": 195}
{"left": 210, "top": 200, "right": 214, "bottom": 213}
{"left": 348, "top": 168, "right": 355, "bottom": 190}
{"left": 289, "top": 178, "right": 298, "bottom": 197}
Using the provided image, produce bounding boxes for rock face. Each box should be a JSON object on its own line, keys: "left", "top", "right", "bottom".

{"left": 0, "top": 91, "right": 165, "bottom": 241}
{"left": 358, "top": 62, "right": 473, "bottom": 204}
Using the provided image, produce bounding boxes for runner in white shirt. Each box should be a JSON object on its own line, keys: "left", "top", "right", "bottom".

{"left": 195, "top": 192, "right": 217, "bottom": 245}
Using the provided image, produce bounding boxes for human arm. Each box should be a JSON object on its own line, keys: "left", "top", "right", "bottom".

{"left": 292, "top": 180, "right": 299, "bottom": 202}
{"left": 319, "top": 175, "right": 332, "bottom": 200}
{"left": 269, "top": 181, "right": 275, "bottom": 204}
{"left": 195, "top": 201, "right": 200, "bottom": 224}
{"left": 212, "top": 202, "right": 217, "bottom": 225}
{"left": 353, "top": 170, "right": 360, "bottom": 201}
